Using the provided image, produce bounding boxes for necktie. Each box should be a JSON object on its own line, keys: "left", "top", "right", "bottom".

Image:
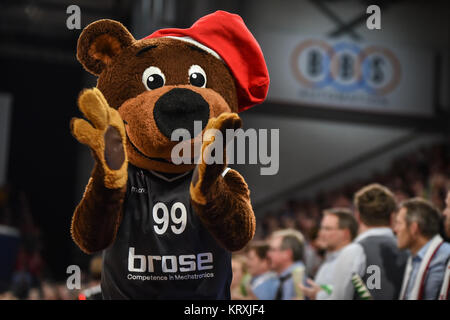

{"left": 275, "top": 273, "right": 292, "bottom": 300}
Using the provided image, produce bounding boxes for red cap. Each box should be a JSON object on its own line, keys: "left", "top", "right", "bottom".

{"left": 143, "top": 10, "right": 270, "bottom": 112}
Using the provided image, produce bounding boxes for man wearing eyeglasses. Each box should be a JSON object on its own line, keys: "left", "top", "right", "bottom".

{"left": 267, "top": 229, "right": 305, "bottom": 300}
{"left": 300, "top": 208, "right": 358, "bottom": 299}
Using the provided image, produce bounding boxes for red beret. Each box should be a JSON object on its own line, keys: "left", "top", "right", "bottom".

{"left": 143, "top": 10, "right": 270, "bottom": 112}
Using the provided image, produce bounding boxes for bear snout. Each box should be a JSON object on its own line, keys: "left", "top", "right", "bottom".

{"left": 153, "top": 88, "right": 210, "bottom": 138}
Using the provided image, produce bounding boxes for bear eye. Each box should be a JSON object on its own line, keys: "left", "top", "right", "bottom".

{"left": 142, "top": 66, "right": 165, "bottom": 90}
{"left": 188, "top": 65, "right": 207, "bottom": 88}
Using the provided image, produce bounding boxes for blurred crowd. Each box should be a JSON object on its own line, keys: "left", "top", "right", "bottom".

{"left": 0, "top": 142, "right": 449, "bottom": 300}
{"left": 257, "top": 143, "right": 450, "bottom": 243}
{"left": 232, "top": 142, "right": 450, "bottom": 300}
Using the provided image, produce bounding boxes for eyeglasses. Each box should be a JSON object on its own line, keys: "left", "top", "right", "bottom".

{"left": 319, "top": 226, "right": 341, "bottom": 231}
{"left": 268, "top": 246, "right": 286, "bottom": 252}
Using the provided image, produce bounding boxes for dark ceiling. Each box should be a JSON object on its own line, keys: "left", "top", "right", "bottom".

{"left": 0, "top": 0, "right": 134, "bottom": 65}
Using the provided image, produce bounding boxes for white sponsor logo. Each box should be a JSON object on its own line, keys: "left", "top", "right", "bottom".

{"left": 131, "top": 186, "right": 147, "bottom": 194}
{"left": 128, "top": 247, "right": 213, "bottom": 273}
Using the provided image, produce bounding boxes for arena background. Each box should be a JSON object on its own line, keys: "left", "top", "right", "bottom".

{"left": 0, "top": 0, "right": 448, "bottom": 297}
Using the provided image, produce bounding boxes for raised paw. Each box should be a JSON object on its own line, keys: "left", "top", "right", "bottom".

{"left": 70, "top": 88, "right": 127, "bottom": 189}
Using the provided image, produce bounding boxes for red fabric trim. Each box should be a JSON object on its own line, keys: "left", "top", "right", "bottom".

{"left": 446, "top": 266, "right": 450, "bottom": 300}
{"left": 417, "top": 241, "right": 444, "bottom": 300}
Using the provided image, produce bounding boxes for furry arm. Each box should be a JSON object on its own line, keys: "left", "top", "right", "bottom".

{"left": 190, "top": 113, "right": 256, "bottom": 251}
{"left": 70, "top": 88, "right": 128, "bottom": 254}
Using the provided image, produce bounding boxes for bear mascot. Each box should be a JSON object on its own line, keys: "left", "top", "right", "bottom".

{"left": 70, "top": 10, "right": 269, "bottom": 299}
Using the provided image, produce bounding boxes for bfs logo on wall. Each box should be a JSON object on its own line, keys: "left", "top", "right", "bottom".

{"left": 290, "top": 39, "right": 401, "bottom": 96}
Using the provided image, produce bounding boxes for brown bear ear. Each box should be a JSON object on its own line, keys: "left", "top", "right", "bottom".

{"left": 77, "top": 19, "right": 135, "bottom": 76}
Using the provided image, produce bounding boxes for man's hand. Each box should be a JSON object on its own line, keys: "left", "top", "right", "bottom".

{"left": 299, "top": 278, "right": 322, "bottom": 300}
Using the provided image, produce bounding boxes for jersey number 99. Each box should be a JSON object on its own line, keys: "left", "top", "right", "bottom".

{"left": 152, "top": 202, "right": 187, "bottom": 235}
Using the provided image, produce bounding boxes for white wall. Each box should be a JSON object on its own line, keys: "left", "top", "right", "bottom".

{"left": 231, "top": 0, "right": 449, "bottom": 214}
{"left": 243, "top": 0, "right": 449, "bottom": 50}
{"left": 233, "top": 112, "right": 444, "bottom": 213}
{"left": 243, "top": 0, "right": 449, "bottom": 109}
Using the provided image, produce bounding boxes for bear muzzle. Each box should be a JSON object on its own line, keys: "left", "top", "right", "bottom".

{"left": 153, "top": 88, "right": 210, "bottom": 139}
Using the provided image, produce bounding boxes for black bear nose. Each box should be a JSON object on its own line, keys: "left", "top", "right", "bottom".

{"left": 153, "top": 88, "right": 210, "bottom": 138}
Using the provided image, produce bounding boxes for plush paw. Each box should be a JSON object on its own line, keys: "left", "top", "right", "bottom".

{"left": 70, "top": 88, "right": 127, "bottom": 189}
{"left": 190, "top": 112, "right": 242, "bottom": 205}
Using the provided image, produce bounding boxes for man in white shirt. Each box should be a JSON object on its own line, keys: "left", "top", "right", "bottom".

{"left": 324, "top": 184, "right": 407, "bottom": 299}
{"left": 300, "top": 208, "right": 358, "bottom": 299}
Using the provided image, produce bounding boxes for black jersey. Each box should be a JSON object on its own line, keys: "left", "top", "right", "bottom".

{"left": 101, "top": 164, "right": 232, "bottom": 300}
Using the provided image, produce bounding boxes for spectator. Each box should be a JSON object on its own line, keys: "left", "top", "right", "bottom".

{"left": 396, "top": 198, "right": 450, "bottom": 299}
{"left": 300, "top": 208, "right": 358, "bottom": 299}
{"left": 261, "top": 212, "right": 281, "bottom": 238}
{"left": 0, "top": 184, "right": 45, "bottom": 293}
{"left": 267, "top": 229, "right": 305, "bottom": 300}
{"left": 327, "top": 184, "right": 407, "bottom": 299}
{"left": 78, "top": 255, "right": 102, "bottom": 300}
{"left": 56, "top": 282, "right": 74, "bottom": 300}
{"left": 0, "top": 290, "right": 17, "bottom": 300}
{"left": 303, "top": 225, "right": 325, "bottom": 279}
{"left": 443, "top": 191, "right": 450, "bottom": 240}
{"left": 230, "top": 254, "right": 249, "bottom": 300}
{"left": 9, "top": 271, "right": 32, "bottom": 300}
{"left": 27, "top": 287, "right": 42, "bottom": 300}
{"left": 245, "top": 241, "right": 278, "bottom": 300}
{"left": 439, "top": 190, "right": 450, "bottom": 299}
{"left": 41, "top": 280, "right": 60, "bottom": 300}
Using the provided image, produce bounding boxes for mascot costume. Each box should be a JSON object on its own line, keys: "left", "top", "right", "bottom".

{"left": 70, "top": 10, "right": 269, "bottom": 299}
